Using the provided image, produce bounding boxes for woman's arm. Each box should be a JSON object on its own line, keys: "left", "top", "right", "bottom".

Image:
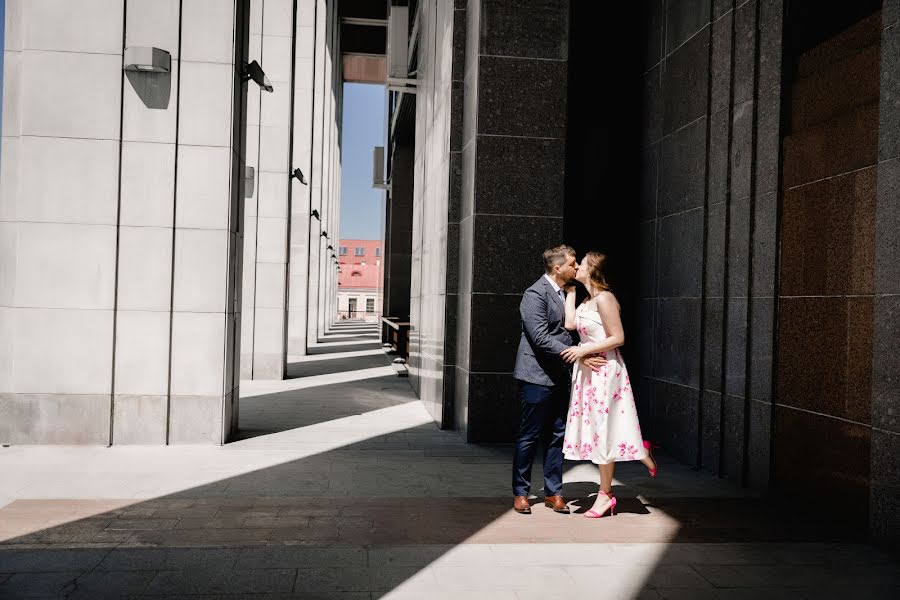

{"left": 560, "top": 292, "right": 625, "bottom": 363}
{"left": 563, "top": 285, "right": 577, "bottom": 330}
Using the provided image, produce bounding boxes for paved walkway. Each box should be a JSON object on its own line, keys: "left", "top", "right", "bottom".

{"left": 1, "top": 322, "right": 898, "bottom": 598}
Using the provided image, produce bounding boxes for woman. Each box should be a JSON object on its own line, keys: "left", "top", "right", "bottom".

{"left": 559, "top": 251, "right": 657, "bottom": 518}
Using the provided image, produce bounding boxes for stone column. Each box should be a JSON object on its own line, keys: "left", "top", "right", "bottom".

{"left": 454, "top": 0, "right": 571, "bottom": 441}
{"left": 239, "top": 0, "right": 295, "bottom": 380}
{"left": 305, "top": 0, "right": 328, "bottom": 346}
{"left": 871, "top": 0, "right": 900, "bottom": 544}
{"left": 0, "top": 0, "right": 246, "bottom": 444}
{"left": 287, "top": 0, "right": 318, "bottom": 357}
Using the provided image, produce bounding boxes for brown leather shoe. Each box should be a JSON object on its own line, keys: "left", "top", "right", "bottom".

{"left": 544, "top": 495, "right": 570, "bottom": 514}
{"left": 513, "top": 495, "right": 531, "bottom": 514}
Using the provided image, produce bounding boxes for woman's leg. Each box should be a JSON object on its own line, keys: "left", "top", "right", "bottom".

{"left": 587, "top": 462, "right": 616, "bottom": 515}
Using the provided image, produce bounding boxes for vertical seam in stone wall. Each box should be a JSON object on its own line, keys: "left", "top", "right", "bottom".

{"left": 768, "top": 0, "right": 788, "bottom": 495}
{"left": 109, "top": 1, "right": 129, "bottom": 447}
{"left": 741, "top": 0, "right": 763, "bottom": 487}
{"left": 718, "top": 1, "right": 738, "bottom": 478}
{"left": 250, "top": 0, "right": 266, "bottom": 378}
{"left": 282, "top": 0, "right": 299, "bottom": 376}
{"left": 165, "top": 0, "right": 185, "bottom": 445}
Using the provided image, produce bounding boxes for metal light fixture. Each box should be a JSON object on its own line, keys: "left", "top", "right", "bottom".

{"left": 124, "top": 47, "right": 171, "bottom": 73}
{"left": 321, "top": 231, "right": 328, "bottom": 238}
{"left": 326, "top": 245, "right": 334, "bottom": 251}
{"left": 310, "top": 209, "right": 320, "bottom": 220}
{"left": 242, "top": 60, "right": 273, "bottom": 92}
{"left": 291, "top": 168, "right": 308, "bottom": 185}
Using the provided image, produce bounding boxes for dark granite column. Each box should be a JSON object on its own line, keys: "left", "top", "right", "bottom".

{"left": 382, "top": 143, "right": 413, "bottom": 336}
{"left": 642, "top": 0, "right": 711, "bottom": 465}
{"left": 455, "top": 0, "right": 570, "bottom": 442}
{"left": 871, "top": 0, "right": 900, "bottom": 544}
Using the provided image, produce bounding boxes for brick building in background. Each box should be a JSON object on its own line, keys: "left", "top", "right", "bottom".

{"left": 337, "top": 239, "right": 383, "bottom": 322}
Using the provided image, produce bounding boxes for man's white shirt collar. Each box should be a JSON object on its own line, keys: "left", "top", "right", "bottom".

{"left": 544, "top": 274, "right": 562, "bottom": 294}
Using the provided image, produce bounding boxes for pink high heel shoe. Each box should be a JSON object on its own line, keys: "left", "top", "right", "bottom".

{"left": 643, "top": 440, "right": 659, "bottom": 477}
{"left": 583, "top": 490, "right": 616, "bottom": 518}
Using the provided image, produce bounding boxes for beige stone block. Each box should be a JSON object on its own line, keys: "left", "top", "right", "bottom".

{"left": 24, "top": 0, "right": 123, "bottom": 55}
{"left": 175, "top": 145, "right": 232, "bottom": 229}
{"left": 22, "top": 51, "right": 122, "bottom": 139}
{"left": 15, "top": 222, "right": 117, "bottom": 310}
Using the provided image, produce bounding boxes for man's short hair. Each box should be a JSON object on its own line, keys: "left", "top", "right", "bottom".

{"left": 543, "top": 245, "right": 576, "bottom": 274}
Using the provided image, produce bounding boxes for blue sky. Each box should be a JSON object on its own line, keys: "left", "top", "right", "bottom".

{"left": 339, "top": 83, "right": 386, "bottom": 241}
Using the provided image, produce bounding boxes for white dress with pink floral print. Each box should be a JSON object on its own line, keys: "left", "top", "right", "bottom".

{"left": 563, "top": 302, "right": 649, "bottom": 465}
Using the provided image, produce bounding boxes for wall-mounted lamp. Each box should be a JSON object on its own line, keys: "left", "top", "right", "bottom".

{"left": 326, "top": 245, "right": 334, "bottom": 251}
{"left": 321, "top": 231, "right": 328, "bottom": 238}
{"left": 291, "top": 168, "right": 308, "bottom": 185}
{"left": 331, "top": 254, "right": 336, "bottom": 259}
{"left": 310, "top": 209, "right": 320, "bottom": 220}
{"left": 242, "top": 60, "right": 273, "bottom": 92}
{"left": 124, "top": 47, "right": 171, "bottom": 73}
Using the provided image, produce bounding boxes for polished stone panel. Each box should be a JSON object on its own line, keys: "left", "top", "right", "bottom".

{"left": 468, "top": 294, "right": 527, "bottom": 374}
{"left": 751, "top": 191, "right": 778, "bottom": 297}
{"left": 724, "top": 296, "right": 747, "bottom": 398}
{"left": 870, "top": 428, "right": 900, "bottom": 540}
{"left": 658, "top": 117, "right": 708, "bottom": 217}
{"left": 665, "top": 0, "right": 711, "bottom": 55}
{"left": 730, "top": 100, "right": 754, "bottom": 202}
{"left": 644, "top": 0, "right": 663, "bottom": 69}
{"left": 747, "top": 399, "right": 772, "bottom": 489}
{"left": 480, "top": 0, "right": 569, "bottom": 60}
{"left": 703, "top": 296, "right": 724, "bottom": 389}
{"left": 708, "top": 109, "right": 729, "bottom": 206}
{"left": 780, "top": 168, "right": 877, "bottom": 296}
{"left": 705, "top": 201, "right": 726, "bottom": 298}
{"left": 727, "top": 194, "right": 750, "bottom": 295}
{"left": 470, "top": 216, "right": 563, "bottom": 295}
{"left": 711, "top": 10, "right": 733, "bottom": 114}
{"left": 651, "top": 380, "right": 699, "bottom": 465}
{"left": 775, "top": 405, "right": 871, "bottom": 532}
{"left": 638, "top": 221, "right": 657, "bottom": 300}
{"left": 722, "top": 395, "right": 745, "bottom": 482}
{"left": 755, "top": 86, "right": 781, "bottom": 195}
{"left": 782, "top": 102, "right": 879, "bottom": 188}
{"left": 776, "top": 296, "right": 873, "bottom": 423}
{"left": 874, "top": 158, "right": 900, "bottom": 295}
{"left": 871, "top": 295, "right": 900, "bottom": 434}
{"left": 733, "top": 0, "right": 757, "bottom": 104}
{"left": 642, "top": 66, "right": 662, "bottom": 146}
{"left": 477, "top": 57, "right": 567, "bottom": 138}
{"left": 758, "top": 0, "right": 783, "bottom": 92}
{"left": 880, "top": 20, "right": 900, "bottom": 160}
{"left": 661, "top": 27, "right": 710, "bottom": 135}
{"left": 749, "top": 297, "right": 775, "bottom": 402}
{"left": 701, "top": 390, "right": 722, "bottom": 473}
{"left": 473, "top": 137, "right": 565, "bottom": 216}
{"left": 640, "top": 143, "right": 659, "bottom": 222}
{"left": 657, "top": 209, "right": 704, "bottom": 298}
{"left": 465, "top": 373, "right": 519, "bottom": 443}
{"left": 653, "top": 298, "right": 702, "bottom": 388}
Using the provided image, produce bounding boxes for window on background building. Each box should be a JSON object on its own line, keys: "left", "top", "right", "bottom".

{"left": 375, "top": 248, "right": 381, "bottom": 257}
{"left": 355, "top": 247, "right": 365, "bottom": 256}
{"left": 366, "top": 298, "right": 375, "bottom": 313}
{"left": 339, "top": 246, "right": 348, "bottom": 255}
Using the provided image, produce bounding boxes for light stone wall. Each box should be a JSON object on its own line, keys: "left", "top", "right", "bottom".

{"left": 0, "top": 0, "right": 247, "bottom": 444}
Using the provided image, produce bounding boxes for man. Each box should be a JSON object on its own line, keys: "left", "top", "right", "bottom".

{"left": 512, "top": 245, "right": 606, "bottom": 514}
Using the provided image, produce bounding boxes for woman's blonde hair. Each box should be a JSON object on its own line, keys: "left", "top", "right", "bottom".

{"left": 583, "top": 251, "right": 611, "bottom": 291}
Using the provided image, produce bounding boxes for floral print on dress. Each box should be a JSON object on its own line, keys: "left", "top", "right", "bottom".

{"left": 562, "top": 302, "right": 649, "bottom": 465}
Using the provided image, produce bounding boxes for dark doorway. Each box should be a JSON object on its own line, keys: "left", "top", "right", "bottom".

{"left": 563, "top": 2, "right": 646, "bottom": 376}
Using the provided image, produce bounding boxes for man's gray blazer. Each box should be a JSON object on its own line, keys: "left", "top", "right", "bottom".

{"left": 513, "top": 276, "right": 574, "bottom": 387}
